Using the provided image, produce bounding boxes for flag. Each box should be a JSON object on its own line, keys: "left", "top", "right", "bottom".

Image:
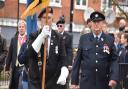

{"left": 22, "top": 0, "right": 50, "bottom": 37}
{"left": 26, "top": 0, "right": 37, "bottom": 38}
{"left": 21, "top": 0, "right": 50, "bottom": 19}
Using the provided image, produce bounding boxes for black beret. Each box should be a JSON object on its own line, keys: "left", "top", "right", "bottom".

{"left": 56, "top": 15, "right": 65, "bottom": 25}
{"left": 38, "top": 7, "right": 53, "bottom": 18}
{"left": 90, "top": 11, "right": 105, "bottom": 22}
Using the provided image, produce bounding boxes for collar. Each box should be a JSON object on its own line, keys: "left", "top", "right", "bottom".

{"left": 60, "top": 31, "right": 64, "bottom": 35}
{"left": 93, "top": 32, "right": 102, "bottom": 39}
{"left": 48, "top": 29, "right": 52, "bottom": 38}
{"left": 18, "top": 34, "right": 26, "bottom": 38}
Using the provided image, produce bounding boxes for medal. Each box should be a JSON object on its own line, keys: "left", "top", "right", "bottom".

{"left": 55, "top": 46, "right": 58, "bottom": 54}
{"left": 103, "top": 44, "right": 110, "bottom": 54}
{"left": 51, "top": 40, "right": 53, "bottom": 45}
{"left": 101, "top": 38, "right": 104, "bottom": 41}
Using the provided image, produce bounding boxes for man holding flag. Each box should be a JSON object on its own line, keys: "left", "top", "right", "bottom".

{"left": 20, "top": 6, "right": 69, "bottom": 89}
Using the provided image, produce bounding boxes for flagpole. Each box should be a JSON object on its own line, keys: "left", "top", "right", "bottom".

{"left": 69, "top": 0, "right": 74, "bottom": 33}
{"left": 42, "top": 7, "right": 49, "bottom": 89}
{"left": 16, "top": 0, "right": 19, "bottom": 35}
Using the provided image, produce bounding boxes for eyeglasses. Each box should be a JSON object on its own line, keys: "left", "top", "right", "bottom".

{"left": 57, "top": 25, "right": 63, "bottom": 28}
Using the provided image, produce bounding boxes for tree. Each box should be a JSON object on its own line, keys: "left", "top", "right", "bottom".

{"left": 112, "top": 0, "right": 128, "bottom": 19}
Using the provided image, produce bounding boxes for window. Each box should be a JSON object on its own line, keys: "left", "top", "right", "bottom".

{"left": 101, "top": 0, "right": 112, "bottom": 11}
{"left": 50, "top": 0, "right": 61, "bottom": 7}
{"left": 19, "top": 0, "right": 26, "bottom": 4}
{"left": 116, "top": 0, "right": 128, "bottom": 13}
{"left": 75, "top": 0, "right": 87, "bottom": 10}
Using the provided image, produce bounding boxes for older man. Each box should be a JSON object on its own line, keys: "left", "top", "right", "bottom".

{"left": 71, "top": 11, "right": 119, "bottom": 89}
{"left": 5, "top": 20, "right": 27, "bottom": 89}
{"left": 0, "top": 27, "right": 7, "bottom": 73}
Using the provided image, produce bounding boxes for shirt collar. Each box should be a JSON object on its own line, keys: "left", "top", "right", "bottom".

{"left": 18, "top": 33, "right": 26, "bottom": 38}
{"left": 48, "top": 29, "right": 52, "bottom": 38}
{"left": 93, "top": 32, "right": 102, "bottom": 39}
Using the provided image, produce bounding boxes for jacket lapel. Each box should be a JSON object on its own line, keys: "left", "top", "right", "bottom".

{"left": 48, "top": 30, "right": 58, "bottom": 58}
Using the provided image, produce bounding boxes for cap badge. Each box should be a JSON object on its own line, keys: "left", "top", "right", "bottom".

{"left": 95, "top": 14, "right": 98, "bottom": 17}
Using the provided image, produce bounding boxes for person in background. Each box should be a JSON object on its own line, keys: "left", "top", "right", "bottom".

{"left": 119, "top": 33, "right": 128, "bottom": 63}
{"left": 81, "top": 18, "right": 92, "bottom": 35}
{"left": 5, "top": 20, "right": 27, "bottom": 89}
{"left": 56, "top": 15, "right": 73, "bottom": 89}
{"left": 71, "top": 11, "right": 119, "bottom": 89}
{"left": 119, "top": 19, "right": 126, "bottom": 32}
{"left": 114, "top": 32, "right": 124, "bottom": 54}
{"left": 117, "top": 33, "right": 128, "bottom": 89}
{"left": 102, "top": 23, "right": 109, "bottom": 34}
{"left": 0, "top": 27, "right": 8, "bottom": 73}
{"left": 18, "top": 41, "right": 29, "bottom": 89}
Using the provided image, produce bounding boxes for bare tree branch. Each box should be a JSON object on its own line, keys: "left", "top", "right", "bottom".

{"left": 112, "top": 0, "right": 128, "bottom": 19}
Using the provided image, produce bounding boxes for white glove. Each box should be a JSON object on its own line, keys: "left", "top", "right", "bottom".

{"left": 32, "top": 25, "right": 50, "bottom": 53}
{"left": 57, "top": 66, "right": 69, "bottom": 85}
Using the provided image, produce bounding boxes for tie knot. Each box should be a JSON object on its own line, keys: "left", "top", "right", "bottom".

{"left": 95, "top": 36, "right": 99, "bottom": 42}
{"left": 95, "top": 36, "right": 98, "bottom": 40}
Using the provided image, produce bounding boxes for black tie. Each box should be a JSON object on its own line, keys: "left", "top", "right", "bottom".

{"left": 95, "top": 36, "right": 99, "bottom": 43}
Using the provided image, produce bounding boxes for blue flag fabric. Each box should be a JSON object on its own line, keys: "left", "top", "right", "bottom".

{"left": 26, "top": 0, "right": 37, "bottom": 38}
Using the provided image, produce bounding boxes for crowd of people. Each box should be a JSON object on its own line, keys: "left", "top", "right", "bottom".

{"left": 0, "top": 6, "right": 128, "bottom": 89}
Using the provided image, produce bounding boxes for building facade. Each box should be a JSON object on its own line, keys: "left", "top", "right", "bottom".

{"left": 0, "top": 0, "right": 128, "bottom": 47}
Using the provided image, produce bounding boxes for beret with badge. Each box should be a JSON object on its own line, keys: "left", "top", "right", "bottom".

{"left": 56, "top": 15, "right": 65, "bottom": 25}
{"left": 38, "top": 7, "right": 53, "bottom": 18}
{"left": 90, "top": 11, "right": 105, "bottom": 22}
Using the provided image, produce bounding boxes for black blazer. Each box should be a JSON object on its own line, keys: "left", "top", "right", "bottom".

{"left": 6, "top": 35, "right": 18, "bottom": 70}
{"left": 62, "top": 32, "right": 73, "bottom": 66}
{"left": 23, "top": 30, "right": 67, "bottom": 89}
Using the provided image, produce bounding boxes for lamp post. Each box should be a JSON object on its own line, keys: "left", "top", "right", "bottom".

{"left": 16, "top": 0, "right": 19, "bottom": 35}
{"left": 69, "top": 0, "right": 74, "bottom": 33}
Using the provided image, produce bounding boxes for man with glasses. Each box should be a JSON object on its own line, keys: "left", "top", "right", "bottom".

{"left": 21, "top": 7, "right": 69, "bottom": 89}
{"left": 56, "top": 16, "right": 73, "bottom": 89}
{"left": 71, "top": 11, "right": 119, "bottom": 89}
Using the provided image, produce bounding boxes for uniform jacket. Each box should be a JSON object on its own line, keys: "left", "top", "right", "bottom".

{"left": 22, "top": 30, "right": 67, "bottom": 89}
{"left": 62, "top": 32, "right": 73, "bottom": 66}
{"left": 0, "top": 35, "right": 7, "bottom": 72}
{"left": 71, "top": 32, "right": 119, "bottom": 89}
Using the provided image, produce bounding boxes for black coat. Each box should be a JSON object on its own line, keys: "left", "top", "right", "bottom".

{"left": 6, "top": 35, "right": 20, "bottom": 89}
{"left": 62, "top": 32, "right": 73, "bottom": 66}
{"left": 6, "top": 35, "right": 18, "bottom": 70}
{"left": 71, "top": 32, "right": 119, "bottom": 89}
{"left": 0, "top": 35, "right": 7, "bottom": 72}
{"left": 23, "top": 30, "right": 67, "bottom": 89}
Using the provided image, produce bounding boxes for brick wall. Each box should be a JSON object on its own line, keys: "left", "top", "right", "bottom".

{"left": 0, "top": 0, "right": 127, "bottom": 28}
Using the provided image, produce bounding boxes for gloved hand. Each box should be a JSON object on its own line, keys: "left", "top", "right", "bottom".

{"left": 57, "top": 66, "right": 69, "bottom": 85}
{"left": 32, "top": 25, "right": 50, "bottom": 53}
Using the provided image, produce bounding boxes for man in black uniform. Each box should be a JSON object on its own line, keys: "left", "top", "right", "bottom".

{"left": 22, "top": 7, "right": 69, "bottom": 89}
{"left": 0, "top": 27, "right": 7, "bottom": 73}
{"left": 56, "top": 15, "right": 73, "bottom": 69}
{"left": 71, "top": 11, "right": 119, "bottom": 89}
{"left": 56, "top": 16, "right": 73, "bottom": 89}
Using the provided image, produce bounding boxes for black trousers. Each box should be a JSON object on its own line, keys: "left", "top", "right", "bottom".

{"left": 9, "top": 66, "right": 23, "bottom": 89}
